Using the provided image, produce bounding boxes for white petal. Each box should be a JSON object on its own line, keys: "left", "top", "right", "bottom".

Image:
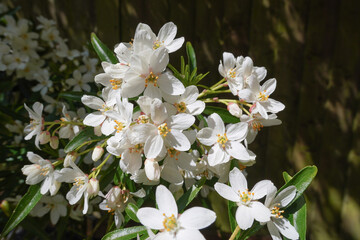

{"left": 214, "top": 183, "right": 239, "bottom": 202}
{"left": 207, "top": 144, "right": 229, "bottom": 166}
{"left": 151, "top": 98, "right": 168, "bottom": 125}
{"left": 165, "top": 130, "right": 190, "bottom": 151}
{"left": 157, "top": 71, "right": 185, "bottom": 95}
{"left": 156, "top": 185, "right": 178, "bottom": 217}
{"left": 273, "top": 186, "right": 296, "bottom": 208}
{"left": 207, "top": 113, "right": 225, "bottom": 134}
{"left": 83, "top": 112, "right": 105, "bottom": 127}
{"left": 251, "top": 180, "right": 274, "bottom": 200}
{"left": 250, "top": 201, "right": 271, "bottom": 222}
{"left": 176, "top": 229, "right": 205, "bottom": 240}
{"left": 150, "top": 48, "right": 169, "bottom": 73}
{"left": 235, "top": 205, "right": 254, "bottom": 230}
{"left": 144, "top": 84, "right": 162, "bottom": 99}
{"left": 81, "top": 95, "right": 104, "bottom": 109}
{"left": 229, "top": 167, "right": 247, "bottom": 193}
{"left": 167, "top": 113, "right": 195, "bottom": 130}
{"left": 161, "top": 164, "right": 183, "bottom": 184}
{"left": 273, "top": 218, "right": 299, "bottom": 239}
{"left": 137, "top": 207, "right": 164, "bottom": 230}
{"left": 261, "top": 78, "right": 276, "bottom": 96}
{"left": 225, "top": 141, "right": 250, "bottom": 161}
{"left": 180, "top": 85, "right": 199, "bottom": 104}
{"left": 166, "top": 37, "right": 184, "bottom": 53}
{"left": 144, "top": 135, "right": 164, "bottom": 159}
{"left": 158, "top": 22, "right": 177, "bottom": 45}
{"left": 226, "top": 122, "right": 248, "bottom": 141}
{"left": 196, "top": 128, "right": 216, "bottom": 146}
{"left": 186, "top": 101, "right": 205, "bottom": 115}
{"left": 267, "top": 221, "right": 282, "bottom": 240}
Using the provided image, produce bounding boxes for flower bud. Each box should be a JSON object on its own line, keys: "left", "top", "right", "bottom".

{"left": 144, "top": 158, "right": 160, "bottom": 181}
{"left": 227, "top": 102, "right": 242, "bottom": 118}
{"left": 0, "top": 200, "right": 11, "bottom": 217}
{"left": 92, "top": 146, "right": 104, "bottom": 162}
{"left": 87, "top": 178, "right": 99, "bottom": 197}
{"left": 50, "top": 136, "right": 59, "bottom": 149}
{"left": 94, "top": 125, "right": 102, "bottom": 136}
{"left": 39, "top": 131, "right": 51, "bottom": 145}
{"left": 64, "top": 152, "right": 78, "bottom": 167}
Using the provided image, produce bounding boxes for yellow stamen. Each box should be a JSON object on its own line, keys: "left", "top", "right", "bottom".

{"left": 145, "top": 72, "right": 158, "bottom": 87}
{"left": 174, "top": 102, "right": 186, "bottom": 113}
{"left": 158, "top": 123, "right": 171, "bottom": 137}
{"left": 217, "top": 133, "right": 228, "bottom": 148}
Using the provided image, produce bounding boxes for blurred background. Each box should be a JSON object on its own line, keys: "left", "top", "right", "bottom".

{"left": 3, "top": 0, "right": 360, "bottom": 239}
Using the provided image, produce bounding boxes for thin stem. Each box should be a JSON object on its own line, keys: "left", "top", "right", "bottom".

{"left": 229, "top": 225, "right": 241, "bottom": 240}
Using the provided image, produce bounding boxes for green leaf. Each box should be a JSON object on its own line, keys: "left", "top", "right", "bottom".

{"left": 102, "top": 226, "right": 147, "bottom": 240}
{"left": 125, "top": 203, "right": 140, "bottom": 223}
{"left": 186, "top": 42, "right": 197, "bottom": 73}
{"left": 203, "top": 106, "right": 239, "bottom": 123}
{"left": 91, "top": 33, "right": 118, "bottom": 64}
{"left": 228, "top": 201, "right": 239, "bottom": 237}
{"left": 99, "top": 158, "right": 119, "bottom": 189}
{"left": 64, "top": 127, "right": 103, "bottom": 153}
{"left": 279, "top": 165, "right": 317, "bottom": 205}
{"left": 21, "top": 218, "right": 51, "bottom": 240}
{"left": 283, "top": 171, "right": 292, "bottom": 182}
{"left": 1, "top": 185, "right": 42, "bottom": 237}
{"left": 177, "top": 177, "right": 206, "bottom": 212}
{"left": 59, "top": 91, "right": 97, "bottom": 102}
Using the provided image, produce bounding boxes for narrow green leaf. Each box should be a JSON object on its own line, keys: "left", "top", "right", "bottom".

{"left": 102, "top": 226, "right": 147, "bottom": 240}
{"left": 64, "top": 127, "right": 103, "bottom": 153}
{"left": 99, "top": 158, "right": 119, "bottom": 189}
{"left": 228, "top": 201, "right": 238, "bottom": 232}
{"left": 203, "top": 106, "right": 239, "bottom": 123}
{"left": 1, "top": 185, "right": 42, "bottom": 237}
{"left": 91, "top": 32, "right": 118, "bottom": 64}
{"left": 59, "top": 91, "right": 96, "bottom": 102}
{"left": 283, "top": 171, "right": 293, "bottom": 182}
{"left": 177, "top": 177, "right": 206, "bottom": 212}
{"left": 186, "top": 42, "right": 197, "bottom": 73}
{"left": 125, "top": 203, "right": 140, "bottom": 223}
{"left": 193, "top": 71, "right": 210, "bottom": 85}
{"left": 189, "top": 67, "right": 198, "bottom": 82}
{"left": 181, "top": 56, "right": 185, "bottom": 74}
{"left": 279, "top": 165, "right": 317, "bottom": 205}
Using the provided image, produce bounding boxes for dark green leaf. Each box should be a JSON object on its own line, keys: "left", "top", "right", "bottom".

{"left": 100, "top": 158, "right": 119, "bottom": 189}
{"left": 283, "top": 171, "right": 292, "bottom": 182}
{"left": 125, "top": 203, "right": 140, "bottom": 223}
{"left": 1, "top": 185, "right": 42, "bottom": 237}
{"left": 91, "top": 33, "right": 118, "bottom": 64}
{"left": 59, "top": 91, "right": 96, "bottom": 102}
{"left": 64, "top": 127, "right": 103, "bottom": 153}
{"left": 203, "top": 106, "right": 239, "bottom": 123}
{"left": 102, "top": 226, "right": 147, "bottom": 240}
{"left": 21, "top": 218, "right": 51, "bottom": 240}
{"left": 186, "top": 42, "right": 197, "bottom": 73}
{"left": 177, "top": 177, "right": 206, "bottom": 212}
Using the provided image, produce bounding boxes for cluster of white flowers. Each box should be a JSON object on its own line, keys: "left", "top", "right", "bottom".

{"left": 3, "top": 8, "right": 301, "bottom": 238}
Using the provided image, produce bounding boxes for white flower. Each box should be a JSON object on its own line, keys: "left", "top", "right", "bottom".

{"left": 264, "top": 185, "right": 299, "bottom": 240}
{"left": 99, "top": 187, "right": 145, "bottom": 228}
{"left": 163, "top": 85, "right": 205, "bottom": 116}
{"left": 240, "top": 113, "right": 282, "bottom": 144}
{"left": 105, "top": 96, "right": 134, "bottom": 137}
{"left": 55, "top": 160, "right": 94, "bottom": 214}
{"left": 122, "top": 48, "right": 185, "bottom": 99}
{"left": 31, "top": 194, "right": 67, "bottom": 225}
{"left": 59, "top": 106, "right": 84, "bottom": 139}
{"left": 135, "top": 22, "right": 185, "bottom": 53}
{"left": 137, "top": 185, "right": 216, "bottom": 239}
{"left": 238, "top": 78, "right": 285, "bottom": 119}
{"left": 21, "top": 152, "right": 60, "bottom": 196}
{"left": 214, "top": 167, "right": 273, "bottom": 230}
{"left": 31, "top": 69, "right": 53, "bottom": 95}
{"left": 24, "top": 102, "right": 44, "bottom": 148}
{"left": 218, "top": 52, "right": 243, "bottom": 95}
{"left": 66, "top": 70, "right": 92, "bottom": 92}
{"left": 197, "top": 113, "right": 250, "bottom": 166}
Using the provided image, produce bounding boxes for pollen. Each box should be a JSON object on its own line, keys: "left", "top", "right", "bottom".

{"left": 238, "top": 189, "right": 254, "bottom": 205}
{"left": 153, "top": 40, "right": 164, "bottom": 50}
{"left": 271, "top": 204, "right": 284, "bottom": 218}
{"left": 167, "top": 148, "right": 180, "bottom": 160}
{"left": 129, "top": 144, "right": 144, "bottom": 153}
{"left": 258, "top": 91, "right": 269, "bottom": 101}
{"left": 136, "top": 115, "right": 150, "bottom": 124}
{"left": 158, "top": 123, "right": 171, "bottom": 137}
{"left": 174, "top": 102, "right": 186, "bottom": 113}
{"left": 109, "top": 79, "right": 122, "bottom": 90}
{"left": 251, "top": 121, "right": 264, "bottom": 131}
{"left": 228, "top": 68, "right": 236, "bottom": 78}
{"left": 162, "top": 213, "right": 178, "bottom": 232}
{"left": 114, "top": 120, "right": 125, "bottom": 133}
{"left": 73, "top": 177, "right": 85, "bottom": 190}
{"left": 217, "top": 133, "right": 228, "bottom": 148}
{"left": 145, "top": 72, "right": 158, "bottom": 87}
{"left": 40, "top": 166, "right": 50, "bottom": 176}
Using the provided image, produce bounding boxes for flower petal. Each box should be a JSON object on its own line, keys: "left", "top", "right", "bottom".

{"left": 251, "top": 180, "right": 274, "bottom": 200}
{"left": 235, "top": 205, "right": 254, "bottom": 230}
{"left": 250, "top": 201, "right": 271, "bottom": 222}
{"left": 229, "top": 167, "right": 247, "bottom": 193}
{"left": 214, "top": 183, "right": 239, "bottom": 202}
{"left": 273, "top": 186, "right": 297, "bottom": 208}
{"left": 273, "top": 217, "right": 299, "bottom": 239}
{"left": 267, "top": 221, "right": 282, "bottom": 240}
{"left": 156, "top": 185, "right": 178, "bottom": 217}
{"left": 137, "top": 207, "right": 164, "bottom": 230}
{"left": 176, "top": 229, "right": 205, "bottom": 240}
{"left": 144, "top": 135, "right": 164, "bottom": 159}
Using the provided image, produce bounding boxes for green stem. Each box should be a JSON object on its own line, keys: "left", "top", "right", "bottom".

{"left": 229, "top": 225, "right": 241, "bottom": 240}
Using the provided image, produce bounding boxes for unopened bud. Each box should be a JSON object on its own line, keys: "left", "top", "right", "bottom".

{"left": 94, "top": 125, "right": 102, "bottom": 136}
{"left": 92, "top": 146, "right": 104, "bottom": 162}
{"left": 64, "top": 152, "right": 78, "bottom": 167}
{"left": 59, "top": 64, "right": 67, "bottom": 72}
{"left": 50, "top": 136, "right": 59, "bottom": 149}
{"left": 39, "top": 131, "right": 51, "bottom": 144}
{"left": 227, "top": 102, "right": 242, "bottom": 118}
{"left": 144, "top": 158, "right": 160, "bottom": 181}
{"left": 87, "top": 178, "right": 99, "bottom": 197}
{"left": 0, "top": 200, "right": 11, "bottom": 217}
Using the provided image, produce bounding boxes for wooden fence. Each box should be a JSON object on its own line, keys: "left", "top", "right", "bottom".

{"left": 8, "top": 0, "right": 360, "bottom": 239}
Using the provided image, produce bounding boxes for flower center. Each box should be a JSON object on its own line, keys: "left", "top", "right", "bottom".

{"left": 39, "top": 166, "right": 50, "bottom": 176}
{"left": 228, "top": 68, "right": 236, "bottom": 78}
{"left": 258, "top": 91, "right": 269, "bottom": 101}
{"left": 130, "top": 144, "right": 144, "bottom": 153}
{"left": 100, "top": 104, "right": 112, "bottom": 114}
{"left": 136, "top": 115, "right": 150, "bottom": 124}
{"left": 167, "top": 148, "right": 180, "bottom": 160}
{"left": 153, "top": 40, "right": 164, "bottom": 50}
{"left": 163, "top": 214, "right": 178, "bottom": 232}
{"left": 217, "top": 133, "right": 228, "bottom": 148}
{"left": 109, "top": 79, "right": 122, "bottom": 90}
{"left": 114, "top": 120, "right": 125, "bottom": 133}
{"left": 73, "top": 177, "right": 86, "bottom": 190}
{"left": 145, "top": 72, "right": 158, "bottom": 87}
{"left": 158, "top": 123, "right": 171, "bottom": 137}
{"left": 271, "top": 204, "right": 284, "bottom": 218}
{"left": 174, "top": 102, "right": 186, "bottom": 113}
{"left": 251, "top": 121, "right": 263, "bottom": 131}
{"left": 238, "top": 190, "right": 254, "bottom": 205}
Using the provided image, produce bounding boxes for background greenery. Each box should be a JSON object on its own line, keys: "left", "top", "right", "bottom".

{"left": 3, "top": 0, "right": 360, "bottom": 239}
